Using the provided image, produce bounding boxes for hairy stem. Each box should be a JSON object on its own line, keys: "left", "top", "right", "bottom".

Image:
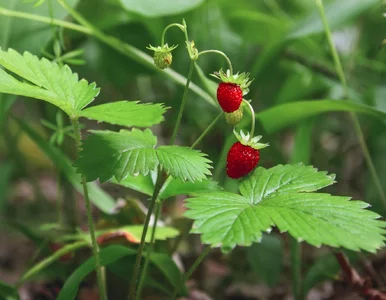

{"left": 71, "top": 118, "right": 106, "bottom": 300}
{"left": 128, "top": 171, "right": 165, "bottom": 300}
{"left": 198, "top": 50, "right": 233, "bottom": 74}
{"left": 136, "top": 201, "right": 162, "bottom": 300}
{"left": 170, "top": 60, "right": 195, "bottom": 145}
{"left": 315, "top": 0, "right": 386, "bottom": 211}
{"left": 171, "top": 246, "right": 211, "bottom": 300}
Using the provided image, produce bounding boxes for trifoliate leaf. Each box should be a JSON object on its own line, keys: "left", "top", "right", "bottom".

{"left": 76, "top": 129, "right": 158, "bottom": 182}
{"left": 156, "top": 146, "right": 212, "bottom": 182}
{"left": 185, "top": 164, "right": 386, "bottom": 253}
{"left": 80, "top": 101, "right": 168, "bottom": 127}
{"left": 0, "top": 48, "right": 99, "bottom": 116}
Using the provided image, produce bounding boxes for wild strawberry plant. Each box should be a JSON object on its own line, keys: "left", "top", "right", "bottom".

{"left": 0, "top": 3, "right": 385, "bottom": 300}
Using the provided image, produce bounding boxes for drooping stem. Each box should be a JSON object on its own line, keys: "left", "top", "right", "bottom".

{"left": 242, "top": 99, "right": 256, "bottom": 139}
{"left": 290, "top": 237, "right": 303, "bottom": 300}
{"left": 135, "top": 201, "right": 162, "bottom": 300}
{"left": 170, "top": 59, "right": 195, "bottom": 145}
{"left": 191, "top": 112, "right": 223, "bottom": 149}
{"left": 315, "top": 0, "right": 386, "bottom": 211}
{"left": 71, "top": 117, "right": 106, "bottom": 300}
{"left": 198, "top": 50, "right": 233, "bottom": 75}
{"left": 171, "top": 246, "right": 211, "bottom": 300}
{"left": 161, "top": 23, "right": 186, "bottom": 46}
{"left": 128, "top": 171, "right": 166, "bottom": 300}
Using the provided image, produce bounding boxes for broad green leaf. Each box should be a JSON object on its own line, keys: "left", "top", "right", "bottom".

{"left": 288, "top": 0, "right": 380, "bottom": 40}
{"left": 120, "top": 0, "right": 204, "bottom": 17}
{"left": 0, "top": 280, "right": 19, "bottom": 300}
{"left": 15, "top": 118, "right": 116, "bottom": 213}
{"left": 247, "top": 234, "right": 283, "bottom": 287}
{"left": 57, "top": 245, "right": 184, "bottom": 300}
{"left": 185, "top": 165, "right": 386, "bottom": 252}
{"left": 256, "top": 100, "right": 386, "bottom": 134}
{"left": 239, "top": 164, "right": 335, "bottom": 204}
{"left": 116, "top": 173, "right": 220, "bottom": 200}
{"left": 156, "top": 146, "right": 212, "bottom": 182}
{"left": 76, "top": 129, "right": 158, "bottom": 182}
{"left": 159, "top": 178, "right": 221, "bottom": 200}
{"left": 80, "top": 101, "right": 168, "bottom": 127}
{"left": 0, "top": 48, "right": 99, "bottom": 116}
{"left": 57, "top": 246, "right": 136, "bottom": 300}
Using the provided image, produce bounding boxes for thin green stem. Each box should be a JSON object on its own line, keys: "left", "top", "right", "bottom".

{"left": 71, "top": 118, "right": 106, "bottom": 300}
{"left": 171, "top": 246, "right": 211, "bottom": 300}
{"left": 136, "top": 201, "right": 162, "bottom": 300}
{"left": 198, "top": 50, "right": 233, "bottom": 74}
{"left": 0, "top": 6, "right": 91, "bottom": 34}
{"left": 128, "top": 171, "right": 166, "bottom": 300}
{"left": 315, "top": 0, "right": 386, "bottom": 211}
{"left": 161, "top": 23, "right": 185, "bottom": 46}
{"left": 170, "top": 60, "right": 195, "bottom": 145}
{"left": 290, "top": 237, "right": 303, "bottom": 300}
{"left": 242, "top": 100, "right": 256, "bottom": 138}
{"left": 18, "top": 240, "right": 88, "bottom": 285}
{"left": 191, "top": 112, "right": 223, "bottom": 149}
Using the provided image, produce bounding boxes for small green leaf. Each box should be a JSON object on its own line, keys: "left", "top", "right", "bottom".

{"left": 0, "top": 48, "right": 99, "bottom": 116}
{"left": 247, "top": 234, "right": 283, "bottom": 287}
{"left": 0, "top": 280, "right": 19, "bottom": 300}
{"left": 185, "top": 165, "right": 386, "bottom": 252}
{"left": 159, "top": 178, "right": 221, "bottom": 200}
{"left": 76, "top": 129, "right": 158, "bottom": 182}
{"left": 112, "top": 174, "right": 154, "bottom": 197}
{"left": 156, "top": 146, "right": 212, "bottom": 182}
{"left": 80, "top": 101, "right": 168, "bottom": 127}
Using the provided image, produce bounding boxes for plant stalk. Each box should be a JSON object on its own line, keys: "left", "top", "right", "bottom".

{"left": 198, "top": 50, "right": 233, "bottom": 74}
{"left": 170, "top": 60, "right": 195, "bottom": 145}
{"left": 136, "top": 201, "right": 162, "bottom": 300}
{"left": 128, "top": 171, "right": 165, "bottom": 300}
{"left": 315, "top": 0, "right": 386, "bottom": 211}
{"left": 71, "top": 117, "right": 106, "bottom": 300}
{"left": 290, "top": 237, "right": 303, "bottom": 300}
{"left": 190, "top": 112, "right": 223, "bottom": 149}
{"left": 243, "top": 99, "right": 256, "bottom": 139}
{"left": 171, "top": 246, "right": 211, "bottom": 300}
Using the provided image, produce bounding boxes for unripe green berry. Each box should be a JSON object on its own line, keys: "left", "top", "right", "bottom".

{"left": 225, "top": 106, "right": 243, "bottom": 125}
{"left": 154, "top": 51, "right": 173, "bottom": 69}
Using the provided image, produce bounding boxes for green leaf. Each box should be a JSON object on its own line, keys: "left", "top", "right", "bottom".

{"left": 185, "top": 164, "right": 386, "bottom": 252}
{"left": 76, "top": 129, "right": 158, "bottom": 182}
{"left": 156, "top": 146, "right": 212, "bottom": 182}
{"left": 80, "top": 101, "right": 168, "bottom": 128}
{"left": 112, "top": 174, "right": 154, "bottom": 197}
{"left": 57, "top": 245, "right": 184, "bottom": 300}
{"left": 120, "top": 0, "right": 204, "bottom": 17}
{"left": 0, "top": 48, "right": 99, "bottom": 116}
{"left": 15, "top": 118, "right": 116, "bottom": 213}
{"left": 288, "top": 0, "right": 380, "bottom": 40}
{"left": 256, "top": 100, "right": 386, "bottom": 134}
{"left": 0, "top": 280, "right": 19, "bottom": 300}
{"left": 159, "top": 178, "right": 221, "bottom": 200}
{"left": 247, "top": 234, "right": 283, "bottom": 287}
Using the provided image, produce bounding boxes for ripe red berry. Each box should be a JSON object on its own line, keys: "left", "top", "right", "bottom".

{"left": 226, "top": 142, "right": 260, "bottom": 179}
{"left": 217, "top": 82, "right": 243, "bottom": 113}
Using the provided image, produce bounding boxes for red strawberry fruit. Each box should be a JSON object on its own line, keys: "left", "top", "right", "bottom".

{"left": 226, "top": 130, "right": 269, "bottom": 179}
{"left": 217, "top": 83, "right": 243, "bottom": 112}
{"left": 212, "top": 69, "right": 252, "bottom": 113}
